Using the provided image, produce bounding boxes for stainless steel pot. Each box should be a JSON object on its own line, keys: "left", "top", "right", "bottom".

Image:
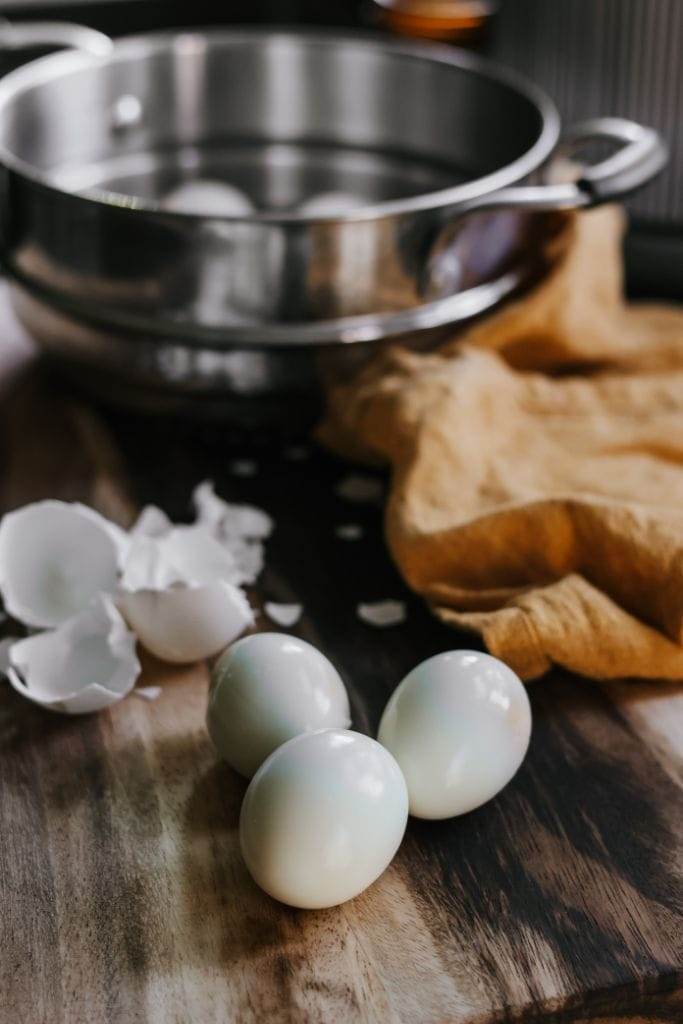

{"left": 0, "top": 22, "right": 667, "bottom": 421}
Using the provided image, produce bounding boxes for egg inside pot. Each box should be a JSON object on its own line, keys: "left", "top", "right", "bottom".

{"left": 378, "top": 650, "right": 532, "bottom": 820}
{"left": 161, "top": 179, "right": 255, "bottom": 216}
{"left": 240, "top": 729, "right": 408, "bottom": 909}
{"left": 207, "top": 632, "right": 351, "bottom": 778}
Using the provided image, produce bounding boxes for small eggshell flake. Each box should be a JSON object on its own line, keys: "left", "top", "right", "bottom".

{"left": 240, "top": 729, "right": 408, "bottom": 909}
{"left": 264, "top": 602, "right": 302, "bottom": 628}
{"left": 162, "top": 179, "right": 255, "bottom": 217}
{"left": 336, "top": 523, "right": 363, "bottom": 541}
{"left": 335, "top": 475, "right": 384, "bottom": 504}
{"left": 378, "top": 650, "right": 532, "bottom": 820}
{"left": 0, "top": 501, "right": 121, "bottom": 628}
{"left": 208, "top": 632, "right": 350, "bottom": 778}
{"left": 7, "top": 594, "right": 140, "bottom": 714}
{"left": 130, "top": 504, "right": 172, "bottom": 539}
{"left": 357, "top": 600, "right": 407, "bottom": 628}
{"left": 192, "top": 481, "right": 273, "bottom": 541}
{"left": 133, "top": 685, "right": 162, "bottom": 702}
{"left": 192, "top": 481, "right": 272, "bottom": 586}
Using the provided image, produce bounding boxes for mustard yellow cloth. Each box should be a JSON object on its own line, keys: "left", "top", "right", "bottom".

{"left": 320, "top": 208, "right": 683, "bottom": 680}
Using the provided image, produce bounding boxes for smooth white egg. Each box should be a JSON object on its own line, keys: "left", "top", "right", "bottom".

{"left": 240, "top": 729, "right": 408, "bottom": 909}
{"left": 162, "top": 179, "right": 254, "bottom": 217}
{"left": 378, "top": 650, "right": 532, "bottom": 820}
{"left": 207, "top": 633, "right": 351, "bottom": 778}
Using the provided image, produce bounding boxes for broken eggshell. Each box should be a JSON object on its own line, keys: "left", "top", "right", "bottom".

{"left": 0, "top": 500, "right": 122, "bottom": 628}
{"left": 264, "top": 602, "right": 302, "bottom": 628}
{"left": 7, "top": 593, "right": 140, "bottom": 714}
{"left": 119, "top": 526, "right": 254, "bottom": 663}
{"left": 192, "top": 480, "right": 273, "bottom": 585}
{"left": 130, "top": 504, "right": 173, "bottom": 539}
{"left": 193, "top": 480, "right": 272, "bottom": 540}
{"left": 357, "top": 600, "right": 407, "bottom": 628}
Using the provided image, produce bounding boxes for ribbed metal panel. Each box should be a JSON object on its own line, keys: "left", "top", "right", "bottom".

{"left": 491, "top": 0, "right": 682, "bottom": 224}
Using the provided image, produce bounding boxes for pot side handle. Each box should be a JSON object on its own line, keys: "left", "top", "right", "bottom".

{"left": 461, "top": 116, "right": 668, "bottom": 214}
{"left": 0, "top": 19, "right": 113, "bottom": 58}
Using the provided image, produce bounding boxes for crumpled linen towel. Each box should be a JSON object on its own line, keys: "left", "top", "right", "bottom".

{"left": 319, "top": 207, "right": 683, "bottom": 681}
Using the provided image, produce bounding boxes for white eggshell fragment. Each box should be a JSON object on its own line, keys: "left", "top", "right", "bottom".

{"left": 264, "top": 602, "right": 302, "bottom": 628}
{"left": 0, "top": 501, "right": 121, "bottom": 628}
{"left": 378, "top": 651, "right": 532, "bottom": 820}
{"left": 193, "top": 480, "right": 272, "bottom": 540}
{"left": 120, "top": 526, "right": 253, "bottom": 663}
{"left": 7, "top": 594, "right": 140, "bottom": 714}
{"left": 133, "top": 685, "right": 162, "bottom": 702}
{"left": 192, "top": 480, "right": 272, "bottom": 585}
{"left": 162, "top": 179, "right": 254, "bottom": 217}
{"left": 335, "top": 474, "right": 384, "bottom": 504}
{"left": 240, "top": 729, "right": 408, "bottom": 908}
{"left": 130, "top": 504, "right": 172, "bottom": 539}
{"left": 123, "top": 583, "right": 252, "bottom": 664}
{"left": 207, "top": 633, "right": 350, "bottom": 778}
{"left": 121, "top": 526, "right": 238, "bottom": 592}
{"left": 357, "top": 600, "right": 407, "bottom": 628}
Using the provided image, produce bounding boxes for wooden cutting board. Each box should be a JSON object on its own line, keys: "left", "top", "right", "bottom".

{"left": 0, "top": 344, "right": 681, "bottom": 1023}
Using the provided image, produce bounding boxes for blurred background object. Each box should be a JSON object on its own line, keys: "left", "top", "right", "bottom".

{"left": 0, "top": 0, "right": 679, "bottom": 296}
{"left": 489, "top": 0, "right": 682, "bottom": 296}
{"left": 366, "top": 0, "right": 499, "bottom": 43}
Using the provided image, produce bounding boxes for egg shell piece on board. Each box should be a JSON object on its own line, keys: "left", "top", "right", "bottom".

{"left": 119, "top": 526, "right": 253, "bottom": 662}
{"left": 0, "top": 500, "right": 123, "bottom": 628}
{"left": 7, "top": 593, "right": 140, "bottom": 714}
{"left": 264, "top": 602, "right": 302, "bottom": 628}
{"left": 192, "top": 481, "right": 272, "bottom": 585}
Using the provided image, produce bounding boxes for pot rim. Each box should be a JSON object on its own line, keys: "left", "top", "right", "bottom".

{"left": 9, "top": 258, "right": 530, "bottom": 347}
{"left": 0, "top": 25, "right": 561, "bottom": 224}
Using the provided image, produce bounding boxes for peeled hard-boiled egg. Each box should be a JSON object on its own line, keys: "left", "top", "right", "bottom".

{"left": 378, "top": 650, "right": 531, "bottom": 820}
{"left": 207, "top": 633, "right": 350, "bottom": 778}
{"left": 240, "top": 729, "right": 408, "bottom": 909}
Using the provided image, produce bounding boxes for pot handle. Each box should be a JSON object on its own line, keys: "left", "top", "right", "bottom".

{"left": 0, "top": 19, "right": 113, "bottom": 57}
{"left": 460, "top": 116, "right": 668, "bottom": 214}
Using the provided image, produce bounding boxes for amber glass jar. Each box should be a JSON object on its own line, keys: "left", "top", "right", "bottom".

{"left": 369, "top": 0, "right": 500, "bottom": 43}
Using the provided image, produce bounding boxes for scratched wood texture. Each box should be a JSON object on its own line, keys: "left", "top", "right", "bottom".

{"left": 0, "top": 331, "right": 682, "bottom": 1023}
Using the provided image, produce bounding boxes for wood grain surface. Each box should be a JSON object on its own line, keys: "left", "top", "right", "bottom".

{"left": 0, "top": 324, "right": 681, "bottom": 1023}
